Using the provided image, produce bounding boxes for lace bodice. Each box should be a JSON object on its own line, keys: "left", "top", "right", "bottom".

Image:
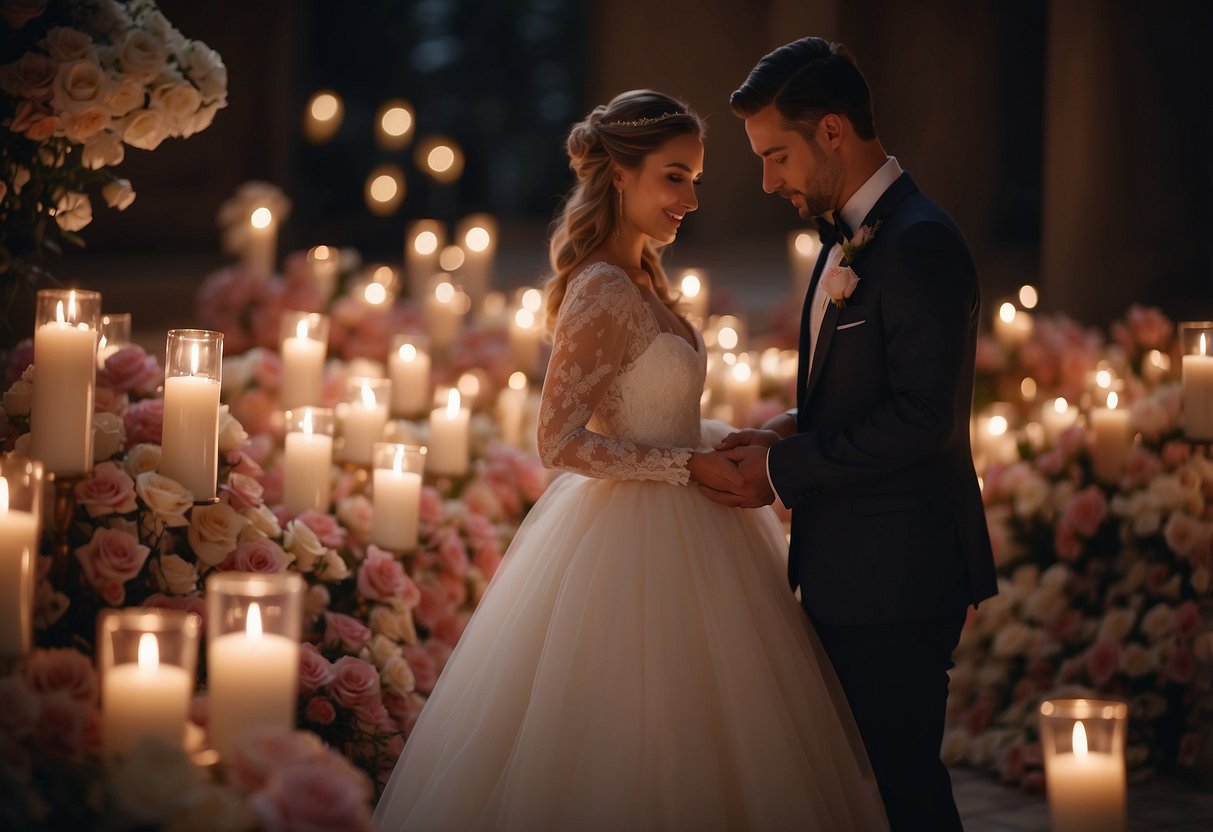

{"left": 537, "top": 262, "right": 705, "bottom": 484}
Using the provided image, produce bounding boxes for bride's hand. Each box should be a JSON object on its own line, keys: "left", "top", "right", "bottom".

{"left": 688, "top": 451, "right": 744, "bottom": 491}
{"left": 716, "top": 429, "right": 782, "bottom": 451}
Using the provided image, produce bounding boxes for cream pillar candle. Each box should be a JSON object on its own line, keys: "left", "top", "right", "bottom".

{"left": 246, "top": 206, "right": 276, "bottom": 275}
{"left": 340, "top": 378, "right": 390, "bottom": 465}
{"left": 371, "top": 443, "right": 425, "bottom": 551}
{"left": 1090, "top": 392, "right": 1131, "bottom": 483}
{"left": 280, "top": 313, "right": 329, "bottom": 411}
{"left": 405, "top": 219, "right": 445, "bottom": 300}
{"left": 306, "top": 245, "right": 340, "bottom": 300}
{"left": 1182, "top": 329, "right": 1213, "bottom": 441}
{"left": 993, "top": 302, "right": 1033, "bottom": 347}
{"left": 456, "top": 213, "right": 497, "bottom": 311}
{"left": 789, "top": 230, "right": 822, "bottom": 297}
{"left": 30, "top": 289, "right": 100, "bottom": 476}
{"left": 1041, "top": 397, "right": 1079, "bottom": 444}
{"left": 509, "top": 307, "right": 542, "bottom": 377}
{"left": 283, "top": 407, "right": 334, "bottom": 514}
{"left": 160, "top": 331, "right": 223, "bottom": 500}
{"left": 725, "top": 359, "right": 760, "bottom": 426}
{"left": 0, "top": 467, "right": 40, "bottom": 659}
{"left": 428, "top": 388, "right": 470, "bottom": 477}
{"left": 103, "top": 633, "right": 192, "bottom": 757}
{"left": 497, "top": 372, "right": 529, "bottom": 447}
{"left": 677, "top": 269, "right": 710, "bottom": 323}
{"left": 425, "top": 278, "right": 467, "bottom": 351}
{"left": 388, "top": 335, "right": 432, "bottom": 417}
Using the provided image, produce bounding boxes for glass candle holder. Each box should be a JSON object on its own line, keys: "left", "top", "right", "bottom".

{"left": 98, "top": 609, "right": 200, "bottom": 758}
{"left": 1039, "top": 698, "right": 1128, "bottom": 832}
{"left": 371, "top": 442, "right": 426, "bottom": 551}
{"left": 97, "top": 312, "right": 132, "bottom": 368}
{"left": 283, "top": 407, "right": 335, "bottom": 514}
{"left": 279, "top": 311, "right": 330, "bottom": 411}
{"left": 0, "top": 457, "right": 42, "bottom": 659}
{"left": 1180, "top": 321, "right": 1213, "bottom": 441}
{"left": 205, "top": 572, "right": 305, "bottom": 760}
{"left": 31, "top": 288, "right": 101, "bottom": 476}
{"left": 388, "top": 334, "right": 432, "bottom": 418}
{"left": 161, "top": 329, "right": 223, "bottom": 501}
{"left": 340, "top": 377, "right": 391, "bottom": 465}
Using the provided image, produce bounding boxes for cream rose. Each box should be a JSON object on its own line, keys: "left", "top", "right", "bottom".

{"left": 122, "top": 107, "right": 168, "bottom": 150}
{"left": 104, "top": 77, "right": 144, "bottom": 118}
{"left": 81, "top": 128, "right": 125, "bottom": 169}
{"left": 92, "top": 411, "right": 125, "bottom": 461}
{"left": 992, "top": 623, "right": 1033, "bottom": 658}
{"left": 124, "top": 442, "right": 162, "bottom": 476}
{"left": 109, "top": 740, "right": 208, "bottom": 826}
{"left": 1148, "top": 474, "right": 1186, "bottom": 514}
{"left": 1119, "top": 642, "right": 1157, "bottom": 678}
{"left": 53, "top": 191, "right": 92, "bottom": 232}
{"left": 1163, "top": 511, "right": 1204, "bottom": 558}
{"left": 101, "top": 178, "right": 135, "bottom": 211}
{"left": 4, "top": 377, "right": 32, "bottom": 416}
{"left": 187, "top": 501, "right": 247, "bottom": 566}
{"left": 63, "top": 105, "right": 109, "bottom": 143}
{"left": 52, "top": 59, "right": 109, "bottom": 114}
{"left": 318, "top": 549, "right": 350, "bottom": 582}
{"left": 305, "top": 585, "right": 331, "bottom": 617}
{"left": 1097, "top": 608, "right": 1137, "bottom": 643}
{"left": 239, "top": 503, "right": 280, "bottom": 541}
{"left": 152, "top": 80, "right": 201, "bottom": 131}
{"left": 118, "top": 29, "right": 166, "bottom": 81}
{"left": 156, "top": 554, "right": 200, "bottom": 594}
{"left": 216, "top": 405, "right": 248, "bottom": 453}
{"left": 44, "top": 27, "right": 96, "bottom": 62}
{"left": 182, "top": 41, "right": 227, "bottom": 102}
{"left": 181, "top": 99, "right": 220, "bottom": 138}
{"left": 1, "top": 52, "right": 56, "bottom": 101}
{"left": 283, "top": 518, "right": 326, "bottom": 573}
{"left": 381, "top": 654, "right": 416, "bottom": 697}
{"left": 136, "top": 471, "right": 193, "bottom": 527}
{"left": 1140, "top": 603, "right": 1176, "bottom": 642}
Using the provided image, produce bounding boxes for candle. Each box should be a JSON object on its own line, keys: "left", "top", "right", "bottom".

{"left": 160, "top": 331, "right": 222, "bottom": 500}
{"left": 993, "top": 302, "right": 1033, "bottom": 347}
{"left": 388, "top": 335, "right": 432, "bottom": 417}
{"left": 425, "top": 278, "right": 468, "bottom": 352}
{"left": 306, "top": 245, "right": 340, "bottom": 300}
{"left": 498, "top": 372, "right": 529, "bottom": 447}
{"left": 283, "top": 407, "right": 334, "bottom": 514}
{"left": 371, "top": 443, "right": 425, "bottom": 551}
{"left": 677, "top": 268, "right": 710, "bottom": 323}
{"left": 246, "top": 206, "right": 276, "bottom": 275}
{"left": 280, "top": 312, "right": 329, "bottom": 411}
{"left": 456, "top": 213, "right": 497, "bottom": 311}
{"left": 30, "top": 289, "right": 100, "bottom": 476}
{"left": 0, "top": 460, "right": 41, "bottom": 659}
{"left": 103, "top": 633, "right": 192, "bottom": 757}
{"left": 510, "top": 307, "right": 543, "bottom": 377}
{"left": 375, "top": 99, "right": 414, "bottom": 150}
{"left": 206, "top": 573, "right": 304, "bottom": 761}
{"left": 725, "top": 359, "right": 760, "bottom": 426}
{"left": 1040, "top": 699, "right": 1127, "bottom": 832}
{"left": 428, "top": 388, "right": 470, "bottom": 477}
{"left": 340, "top": 379, "right": 390, "bottom": 466}
{"left": 1041, "top": 397, "right": 1078, "bottom": 444}
{"left": 789, "top": 230, "right": 822, "bottom": 296}
{"left": 405, "top": 219, "right": 445, "bottom": 300}
{"left": 303, "top": 89, "right": 343, "bottom": 144}
{"left": 1182, "top": 327, "right": 1213, "bottom": 441}
{"left": 1090, "top": 391, "right": 1131, "bottom": 484}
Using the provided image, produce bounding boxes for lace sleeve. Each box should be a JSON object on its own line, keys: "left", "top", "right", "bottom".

{"left": 537, "top": 265, "right": 692, "bottom": 484}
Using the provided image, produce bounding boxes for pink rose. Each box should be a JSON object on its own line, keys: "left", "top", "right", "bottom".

{"left": 297, "top": 510, "right": 347, "bottom": 549}
{"left": 298, "top": 643, "right": 335, "bottom": 693}
{"left": 0, "top": 676, "right": 40, "bottom": 739}
{"left": 434, "top": 527, "right": 470, "bottom": 577}
{"left": 75, "top": 527, "right": 150, "bottom": 603}
{"left": 229, "top": 388, "right": 278, "bottom": 437}
{"left": 229, "top": 726, "right": 326, "bottom": 793}
{"left": 74, "top": 461, "right": 137, "bottom": 516}
{"left": 1124, "top": 448, "right": 1162, "bottom": 489}
{"left": 357, "top": 546, "right": 409, "bottom": 602}
{"left": 98, "top": 345, "right": 162, "bottom": 395}
{"left": 419, "top": 486, "right": 444, "bottom": 526}
{"left": 257, "top": 461, "right": 284, "bottom": 507}
{"left": 123, "top": 397, "right": 164, "bottom": 445}
{"left": 33, "top": 691, "right": 91, "bottom": 762}
{"left": 9, "top": 98, "right": 58, "bottom": 140}
{"left": 1061, "top": 485, "right": 1107, "bottom": 538}
{"left": 25, "top": 649, "right": 94, "bottom": 706}
{"left": 304, "top": 696, "right": 336, "bottom": 726}
{"left": 402, "top": 644, "right": 438, "bottom": 696}
{"left": 384, "top": 691, "right": 426, "bottom": 737}
{"left": 1054, "top": 521, "right": 1082, "bottom": 562}
{"left": 226, "top": 538, "right": 291, "bottom": 573}
{"left": 414, "top": 580, "right": 457, "bottom": 635}
{"left": 432, "top": 611, "right": 469, "bottom": 648}
{"left": 821, "top": 265, "right": 859, "bottom": 308}
{"left": 330, "top": 656, "right": 381, "bottom": 709}
{"left": 249, "top": 349, "right": 284, "bottom": 392}
{"left": 223, "top": 472, "right": 264, "bottom": 511}
{"left": 323, "top": 612, "right": 371, "bottom": 653}
{"left": 250, "top": 757, "right": 374, "bottom": 832}
{"left": 244, "top": 433, "right": 276, "bottom": 467}
{"left": 1085, "top": 640, "right": 1121, "bottom": 687}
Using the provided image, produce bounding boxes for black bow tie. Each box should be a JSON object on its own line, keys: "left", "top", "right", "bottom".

{"left": 815, "top": 212, "right": 853, "bottom": 250}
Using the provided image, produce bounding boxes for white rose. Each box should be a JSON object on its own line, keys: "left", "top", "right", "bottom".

{"left": 118, "top": 29, "right": 166, "bottom": 81}
{"left": 1040, "top": 563, "right": 1071, "bottom": 590}
{"left": 993, "top": 622, "right": 1033, "bottom": 658}
{"left": 239, "top": 503, "right": 280, "bottom": 540}
{"left": 1130, "top": 397, "right": 1171, "bottom": 439}
{"left": 62, "top": 105, "right": 110, "bottom": 144}
{"left": 152, "top": 80, "right": 201, "bottom": 133}
{"left": 1148, "top": 474, "right": 1185, "bottom": 514}
{"left": 1140, "top": 603, "right": 1176, "bottom": 642}
{"left": 1119, "top": 642, "right": 1157, "bottom": 678}
{"left": 368, "top": 600, "right": 417, "bottom": 644}
{"left": 187, "top": 501, "right": 247, "bottom": 565}
{"left": 283, "top": 519, "right": 326, "bottom": 572}
{"left": 305, "top": 584, "right": 330, "bottom": 618}
{"left": 52, "top": 59, "right": 110, "bottom": 114}
{"left": 1163, "top": 511, "right": 1204, "bottom": 558}
{"left": 44, "top": 27, "right": 96, "bottom": 63}
{"left": 1132, "top": 505, "right": 1162, "bottom": 537}
{"left": 122, "top": 107, "right": 168, "bottom": 150}
{"left": 100, "top": 177, "right": 136, "bottom": 211}
{"left": 136, "top": 471, "right": 193, "bottom": 527}
{"left": 1013, "top": 472, "right": 1050, "bottom": 519}
{"left": 138, "top": 11, "right": 187, "bottom": 57}
{"left": 156, "top": 554, "right": 199, "bottom": 594}
{"left": 104, "top": 77, "right": 145, "bottom": 118}
{"left": 182, "top": 41, "right": 227, "bottom": 102}
{"left": 92, "top": 411, "right": 125, "bottom": 461}
{"left": 54, "top": 191, "right": 92, "bottom": 232}
{"left": 1024, "top": 587, "right": 1067, "bottom": 626}
{"left": 363, "top": 634, "right": 399, "bottom": 669}
{"left": 318, "top": 548, "right": 350, "bottom": 582}
{"left": 124, "top": 442, "right": 162, "bottom": 477}
{"left": 81, "top": 129, "right": 125, "bottom": 169}
{"left": 108, "top": 740, "right": 207, "bottom": 826}
{"left": 216, "top": 405, "right": 248, "bottom": 453}
{"left": 181, "top": 99, "right": 220, "bottom": 138}
{"left": 4, "top": 378, "right": 32, "bottom": 416}
{"left": 1097, "top": 608, "right": 1137, "bottom": 643}
{"left": 381, "top": 654, "right": 416, "bottom": 697}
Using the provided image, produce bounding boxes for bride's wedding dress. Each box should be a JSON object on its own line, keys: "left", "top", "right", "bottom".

{"left": 374, "top": 263, "right": 888, "bottom": 831}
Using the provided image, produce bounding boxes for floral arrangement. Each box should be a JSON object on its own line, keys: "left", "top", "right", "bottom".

{"left": 0, "top": 0, "right": 227, "bottom": 290}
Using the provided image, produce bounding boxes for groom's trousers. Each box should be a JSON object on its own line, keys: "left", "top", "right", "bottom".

{"left": 811, "top": 608, "right": 967, "bottom": 832}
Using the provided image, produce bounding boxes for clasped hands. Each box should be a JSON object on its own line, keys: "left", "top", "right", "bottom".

{"left": 689, "top": 429, "right": 780, "bottom": 508}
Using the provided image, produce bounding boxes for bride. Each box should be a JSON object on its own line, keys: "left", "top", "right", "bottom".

{"left": 374, "top": 89, "right": 888, "bottom": 832}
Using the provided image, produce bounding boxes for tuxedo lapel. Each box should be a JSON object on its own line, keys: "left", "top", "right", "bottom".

{"left": 804, "top": 300, "right": 840, "bottom": 400}
{"left": 861, "top": 171, "right": 918, "bottom": 230}
{"left": 796, "top": 244, "right": 832, "bottom": 413}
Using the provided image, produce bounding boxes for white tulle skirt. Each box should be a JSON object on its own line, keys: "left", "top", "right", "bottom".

{"left": 375, "top": 473, "right": 888, "bottom": 831}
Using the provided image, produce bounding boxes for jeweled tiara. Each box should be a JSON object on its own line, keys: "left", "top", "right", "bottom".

{"left": 601, "top": 111, "right": 685, "bottom": 128}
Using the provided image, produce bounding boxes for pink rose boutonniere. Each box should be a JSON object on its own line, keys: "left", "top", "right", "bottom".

{"left": 824, "top": 221, "right": 881, "bottom": 309}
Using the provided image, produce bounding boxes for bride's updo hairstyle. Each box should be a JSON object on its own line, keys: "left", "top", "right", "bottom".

{"left": 545, "top": 90, "right": 704, "bottom": 332}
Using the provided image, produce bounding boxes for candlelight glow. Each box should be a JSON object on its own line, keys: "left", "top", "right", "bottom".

{"left": 521, "top": 289, "right": 543, "bottom": 313}
{"left": 681, "top": 273, "right": 702, "bottom": 298}
{"left": 1020, "top": 377, "right": 1037, "bottom": 400}
{"left": 310, "top": 245, "right": 334, "bottom": 263}
{"left": 1072, "top": 720, "right": 1088, "bottom": 757}
{"left": 435, "top": 281, "right": 455, "bottom": 304}
{"left": 988, "top": 415, "right": 1008, "bottom": 436}
{"left": 1095, "top": 369, "right": 1113, "bottom": 389}
{"left": 429, "top": 145, "right": 454, "bottom": 172}
{"left": 251, "top": 207, "right": 272, "bottom": 229}
{"left": 445, "top": 388, "right": 461, "bottom": 419}
{"left": 761, "top": 348, "right": 781, "bottom": 377}
{"left": 392, "top": 445, "right": 405, "bottom": 475}
{"left": 296, "top": 319, "right": 308, "bottom": 341}
{"left": 457, "top": 373, "right": 480, "bottom": 401}
{"left": 68, "top": 290, "right": 77, "bottom": 319}
{"left": 364, "top": 283, "right": 387, "bottom": 305}
{"left": 137, "top": 633, "right": 159, "bottom": 671}
{"left": 508, "top": 371, "right": 526, "bottom": 391}
{"left": 514, "top": 308, "right": 535, "bottom": 329}
{"left": 302, "top": 408, "right": 314, "bottom": 435}
{"left": 366, "top": 166, "right": 405, "bottom": 215}
{"left": 246, "top": 602, "right": 262, "bottom": 639}
{"left": 438, "top": 245, "right": 465, "bottom": 272}
{"left": 1018, "top": 284, "right": 1039, "bottom": 309}
{"left": 999, "top": 302, "right": 1016, "bottom": 324}
{"left": 399, "top": 343, "right": 417, "bottom": 362}
{"left": 1203, "top": 334, "right": 1208, "bottom": 356}
{"left": 0, "top": 477, "right": 7, "bottom": 514}
{"left": 370, "top": 175, "right": 399, "bottom": 202}
{"left": 360, "top": 383, "right": 376, "bottom": 408}
{"left": 1054, "top": 397, "right": 1069, "bottom": 414}
{"left": 414, "top": 231, "right": 439, "bottom": 256}
{"left": 732, "top": 363, "right": 752, "bottom": 382}
{"left": 718, "top": 327, "right": 739, "bottom": 351}
{"left": 379, "top": 103, "right": 413, "bottom": 137}
{"left": 464, "top": 226, "right": 491, "bottom": 252}
{"left": 795, "top": 232, "right": 816, "bottom": 256}
{"left": 310, "top": 93, "right": 339, "bottom": 122}
{"left": 56, "top": 300, "right": 65, "bottom": 325}
{"left": 189, "top": 342, "right": 200, "bottom": 375}
{"left": 1107, "top": 391, "right": 1119, "bottom": 410}
{"left": 417, "top": 138, "right": 463, "bottom": 183}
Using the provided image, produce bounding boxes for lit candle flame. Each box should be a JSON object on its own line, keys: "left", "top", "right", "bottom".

{"left": 251, "top": 207, "right": 272, "bottom": 229}
{"left": 999, "top": 302, "right": 1016, "bottom": 324}
{"left": 68, "top": 290, "right": 77, "bottom": 320}
{"left": 1054, "top": 397, "right": 1068, "bottom": 414}
{"left": 718, "top": 327, "right": 739, "bottom": 351}
{"left": 189, "top": 342, "right": 200, "bottom": 376}
{"left": 399, "top": 343, "right": 417, "bottom": 362}
{"left": 246, "top": 602, "right": 262, "bottom": 639}
{"left": 296, "top": 319, "right": 308, "bottom": 341}
{"left": 0, "top": 477, "right": 8, "bottom": 515}
{"left": 360, "top": 383, "right": 376, "bottom": 409}
{"left": 1107, "top": 391, "right": 1119, "bottom": 410}
{"left": 428, "top": 145, "right": 455, "bottom": 173}
{"left": 1018, "top": 284, "right": 1039, "bottom": 309}
{"left": 439, "top": 245, "right": 465, "bottom": 272}
{"left": 681, "top": 273, "right": 701, "bottom": 298}
{"left": 508, "top": 371, "right": 526, "bottom": 391}
{"left": 732, "top": 362, "right": 752, "bottom": 382}
{"left": 446, "top": 388, "right": 461, "bottom": 419}
{"left": 795, "top": 232, "right": 816, "bottom": 256}
{"left": 435, "top": 281, "right": 455, "bottom": 304}
{"left": 1072, "top": 720, "right": 1088, "bottom": 757}
{"left": 381, "top": 106, "right": 412, "bottom": 137}
{"left": 56, "top": 300, "right": 66, "bottom": 325}
{"left": 364, "top": 282, "right": 387, "bottom": 305}
{"left": 989, "top": 415, "right": 1008, "bottom": 436}
{"left": 137, "top": 632, "right": 159, "bottom": 671}
{"left": 310, "top": 93, "right": 339, "bottom": 121}
{"left": 1202, "top": 333, "right": 1208, "bottom": 356}
{"left": 457, "top": 372, "right": 480, "bottom": 401}
{"left": 414, "top": 230, "right": 438, "bottom": 255}
{"left": 1095, "top": 369, "right": 1113, "bottom": 389}
{"left": 465, "top": 226, "right": 491, "bottom": 252}
{"left": 521, "top": 288, "right": 543, "bottom": 313}
{"left": 514, "top": 308, "right": 535, "bottom": 329}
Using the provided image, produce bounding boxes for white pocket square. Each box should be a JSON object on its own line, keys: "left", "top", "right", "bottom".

{"left": 836, "top": 320, "right": 866, "bottom": 331}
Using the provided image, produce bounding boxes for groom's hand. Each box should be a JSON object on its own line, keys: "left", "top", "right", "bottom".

{"left": 688, "top": 450, "right": 744, "bottom": 492}
{"left": 716, "top": 428, "right": 782, "bottom": 451}
{"left": 699, "top": 445, "right": 776, "bottom": 508}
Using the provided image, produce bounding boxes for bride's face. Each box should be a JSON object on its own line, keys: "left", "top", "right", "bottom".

{"left": 617, "top": 133, "right": 703, "bottom": 245}
{"left": 744, "top": 104, "right": 840, "bottom": 220}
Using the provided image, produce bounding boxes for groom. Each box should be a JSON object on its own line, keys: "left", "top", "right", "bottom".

{"left": 704, "top": 37, "right": 997, "bottom": 830}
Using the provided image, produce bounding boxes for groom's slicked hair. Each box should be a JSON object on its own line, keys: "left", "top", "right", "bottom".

{"left": 730, "top": 37, "right": 876, "bottom": 141}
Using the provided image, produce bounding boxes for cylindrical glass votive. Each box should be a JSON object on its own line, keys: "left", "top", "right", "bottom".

{"left": 97, "top": 312, "right": 132, "bottom": 368}
{"left": 160, "top": 329, "right": 223, "bottom": 501}
{"left": 283, "top": 407, "right": 335, "bottom": 514}
{"left": 31, "top": 288, "right": 101, "bottom": 476}
{"left": 98, "top": 609, "right": 200, "bottom": 758}
{"left": 0, "top": 457, "right": 42, "bottom": 659}
{"left": 1180, "top": 321, "right": 1213, "bottom": 441}
{"left": 1039, "top": 698, "right": 1128, "bottom": 832}
{"left": 388, "top": 333, "right": 432, "bottom": 417}
{"left": 371, "top": 443, "right": 426, "bottom": 551}
{"left": 341, "top": 377, "right": 390, "bottom": 465}
{"left": 280, "top": 311, "right": 330, "bottom": 411}
{"left": 206, "top": 572, "right": 305, "bottom": 760}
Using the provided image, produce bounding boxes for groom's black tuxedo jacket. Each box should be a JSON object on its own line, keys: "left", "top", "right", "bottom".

{"left": 769, "top": 172, "right": 997, "bottom": 626}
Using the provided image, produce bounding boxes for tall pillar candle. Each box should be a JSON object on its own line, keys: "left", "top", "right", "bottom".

{"left": 789, "top": 230, "right": 822, "bottom": 297}
{"left": 388, "top": 334, "right": 432, "bottom": 417}
{"left": 1041, "top": 397, "right": 1079, "bottom": 444}
{"left": 98, "top": 610, "right": 199, "bottom": 758}
{"left": 456, "top": 213, "right": 497, "bottom": 311}
{"left": 1040, "top": 698, "right": 1128, "bottom": 832}
{"left": 246, "top": 206, "right": 277, "bottom": 275}
{"left": 724, "top": 358, "right": 761, "bottom": 427}
{"left": 1181, "top": 324, "right": 1213, "bottom": 441}
{"left": 0, "top": 459, "right": 42, "bottom": 659}
{"left": 206, "top": 573, "right": 304, "bottom": 761}
{"left": 340, "top": 378, "right": 390, "bottom": 465}
{"left": 280, "top": 311, "right": 329, "bottom": 411}
{"left": 405, "top": 219, "right": 445, "bottom": 300}
{"left": 30, "top": 289, "right": 100, "bottom": 476}
{"left": 509, "top": 307, "right": 542, "bottom": 377}
{"left": 677, "top": 268, "right": 710, "bottom": 323}
{"left": 428, "top": 388, "right": 470, "bottom": 477}
{"left": 160, "top": 330, "right": 223, "bottom": 500}
{"left": 1090, "top": 391, "right": 1131, "bottom": 484}
{"left": 497, "top": 372, "right": 529, "bottom": 447}
{"left": 425, "top": 278, "right": 468, "bottom": 352}
{"left": 283, "top": 407, "right": 334, "bottom": 514}
{"left": 371, "top": 443, "right": 425, "bottom": 551}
